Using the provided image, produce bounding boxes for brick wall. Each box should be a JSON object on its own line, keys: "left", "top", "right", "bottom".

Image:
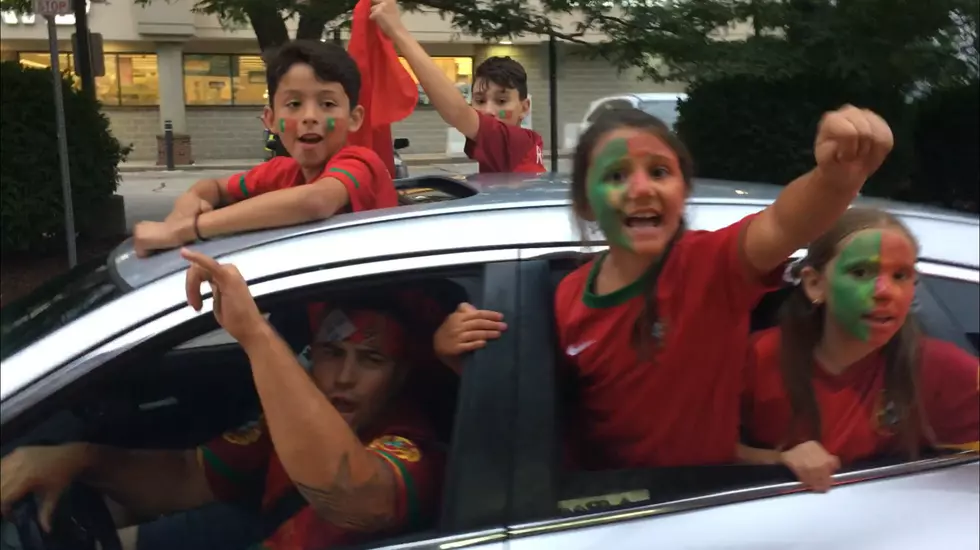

{"left": 391, "top": 109, "right": 450, "bottom": 155}
{"left": 186, "top": 106, "right": 266, "bottom": 160}
{"left": 103, "top": 107, "right": 160, "bottom": 161}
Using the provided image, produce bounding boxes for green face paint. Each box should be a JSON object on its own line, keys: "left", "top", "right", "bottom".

{"left": 586, "top": 138, "right": 632, "bottom": 250}
{"left": 498, "top": 109, "right": 508, "bottom": 120}
{"left": 326, "top": 117, "right": 336, "bottom": 131}
{"left": 829, "top": 230, "right": 882, "bottom": 340}
{"left": 279, "top": 118, "right": 286, "bottom": 133}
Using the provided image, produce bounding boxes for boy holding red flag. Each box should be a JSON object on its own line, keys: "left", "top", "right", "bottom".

{"left": 370, "top": 0, "right": 546, "bottom": 174}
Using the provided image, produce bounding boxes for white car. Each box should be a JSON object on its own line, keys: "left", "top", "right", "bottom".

{"left": 566, "top": 92, "right": 687, "bottom": 149}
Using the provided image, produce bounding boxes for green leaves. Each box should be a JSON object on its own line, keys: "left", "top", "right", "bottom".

{"left": 0, "top": 61, "right": 129, "bottom": 254}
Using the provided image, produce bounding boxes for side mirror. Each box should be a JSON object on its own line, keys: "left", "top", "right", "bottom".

{"left": 393, "top": 138, "right": 410, "bottom": 150}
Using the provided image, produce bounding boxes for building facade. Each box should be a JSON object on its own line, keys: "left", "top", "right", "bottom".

{"left": 0, "top": 0, "right": 691, "bottom": 162}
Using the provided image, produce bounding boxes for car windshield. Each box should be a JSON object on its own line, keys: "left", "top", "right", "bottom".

{"left": 0, "top": 257, "right": 125, "bottom": 361}
{"left": 640, "top": 99, "right": 681, "bottom": 129}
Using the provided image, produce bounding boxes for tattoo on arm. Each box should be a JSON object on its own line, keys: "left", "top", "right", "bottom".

{"left": 295, "top": 452, "right": 399, "bottom": 532}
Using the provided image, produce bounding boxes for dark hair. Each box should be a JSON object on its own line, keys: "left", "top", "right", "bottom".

{"left": 473, "top": 56, "right": 528, "bottom": 100}
{"left": 779, "top": 207, "right": 928, "bottom": 457}
{"left": 570, "top": 107, "right": 695, "bottom": 355}
{"left": 263, "top": 39, "right": 361, "bottom": 108}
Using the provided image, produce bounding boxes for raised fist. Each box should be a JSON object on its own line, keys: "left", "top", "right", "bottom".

{"left": 814, "top": 105, "right": 894, "bottom": 186}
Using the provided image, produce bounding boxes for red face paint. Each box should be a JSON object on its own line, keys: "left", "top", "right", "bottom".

{"left": 277, "top": 118, "right": 299, "bottom": 135}
{"left": 309, "top": 305, "right": 406, "bottom": 359}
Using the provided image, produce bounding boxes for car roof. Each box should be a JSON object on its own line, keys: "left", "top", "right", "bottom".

{"left": 109, "top": 172, "right": 979, "bottom": 292}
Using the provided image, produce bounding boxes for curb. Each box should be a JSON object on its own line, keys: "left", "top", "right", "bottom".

{"left": 119, "top": 153, "right": 571, "bottom": 174}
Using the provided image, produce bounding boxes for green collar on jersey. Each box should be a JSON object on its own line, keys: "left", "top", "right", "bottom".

{"left": 582, "top": 252, "right": 659, "bottom": 309}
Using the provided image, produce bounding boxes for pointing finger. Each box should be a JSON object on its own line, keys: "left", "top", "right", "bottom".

{"left": 185, "top": 265, "right": 209, "bottom": 311}
{"left": 180, "top": 248, "right": 225, "bottom": 278}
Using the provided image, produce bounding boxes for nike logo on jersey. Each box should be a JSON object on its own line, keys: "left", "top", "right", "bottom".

{"left": 566, "top": 341, "right": 595, "bottom": 356}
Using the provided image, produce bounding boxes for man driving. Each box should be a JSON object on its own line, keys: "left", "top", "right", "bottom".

{"left": 0, "top": 249, "right": 444, "bottom": 549}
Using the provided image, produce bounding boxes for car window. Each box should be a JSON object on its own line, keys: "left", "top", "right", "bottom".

{"left": 586, "top": 99, "right": 633, "bottom": 123}
{"left": 639, "top": 99, "right": 681, "bottom": 129}
{"left": 3, "top": 255, "right": 512, "bottom": 549}
{"left": 0, "top": 257, "right": 125, "bottom": 361}
{"left": 921, "top": 275, "right": 979, "bottom": 352}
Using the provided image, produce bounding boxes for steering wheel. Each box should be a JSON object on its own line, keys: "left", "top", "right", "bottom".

{"left": 9, "top": 484, "right": 121, "bottom": 550}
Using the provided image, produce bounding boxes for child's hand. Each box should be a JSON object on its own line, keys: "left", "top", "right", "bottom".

{"left": 166, "top": 195, "right": 212, "bottom": 222}
{"left": 813, "top": 105, "right": 894, "bottom": 187}
{"left": 780, "top": 440, "right": 841, "bottom": 493}
{"left": 133, "top": 219, "right": 189, "bottom": 258}
{"left": 433, "top": 303, "right": 507, "bottom": 372}
{"left": 369, "top": 0, "right": 406, "bottom": 38}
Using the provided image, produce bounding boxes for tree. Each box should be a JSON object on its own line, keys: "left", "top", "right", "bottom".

{"left": 0, "top": 0, "right": 597, "bottom": 52}
{"left": 567, "top": 0, "right": 980, "bottom": 91}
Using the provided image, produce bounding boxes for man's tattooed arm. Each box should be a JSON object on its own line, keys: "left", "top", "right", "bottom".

{"left": 295, "top": 451, "right": 400, "bottom": 531}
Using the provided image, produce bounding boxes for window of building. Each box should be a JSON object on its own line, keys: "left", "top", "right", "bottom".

{"left": 16, "top": 52, "right": 159, "bottom": 106}
{"left": 17, "top": 52, "right": 79, "bottom": 88}
{"left": 398, "top": 57, "right": 473, "bottom": 106}
{"left": 118, "top": 54, "right": 159, "bottom": 106}
{"left": 183, "top": 54, "right": 268, "bottom": 106}
{"left": 234, "top": 55, "right": 268, "bottom": 105}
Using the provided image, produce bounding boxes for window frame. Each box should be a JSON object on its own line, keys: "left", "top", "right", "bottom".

{"left": 505, "top": 250, "right": 980, "bottom": 539}
{"left": 398, "top": 56, "right": 474, "bottom": 108}
{"left": 15, "top": 51, "right": 159, "bottom": 106}
{"left": 182, "top": 53, "right": 268, "bottom": 107}
{"left": 0, "top": 248, "right": 521, "bottom": 549}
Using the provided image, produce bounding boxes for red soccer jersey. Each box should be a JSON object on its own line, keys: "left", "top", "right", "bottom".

{"left": 198, "top": 405, "right": 444, "bottom": 550}
{"left": 555, "top": 214, "right": 782, "bottom": 469}
{"left": 463, "top": 112, "right": 545, "bottom": 173}
{"left": 226, "top": 146, "right": 399, "bottom": 212}
{"left": 742, "top": 327, "right": 980, "bottom": 463}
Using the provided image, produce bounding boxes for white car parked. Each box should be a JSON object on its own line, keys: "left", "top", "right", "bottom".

{"left": 565, "top": 92, "right": 687, "bottom": 149}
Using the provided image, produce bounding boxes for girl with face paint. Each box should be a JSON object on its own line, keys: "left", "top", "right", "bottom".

{"left": 550, "top": 105, "right": 896, "bottom": 470}
{"left": 739, "top": 208, "right": 979, "bottom": 492}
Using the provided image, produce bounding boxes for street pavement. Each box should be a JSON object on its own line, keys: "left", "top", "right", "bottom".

{"left": 117, "top": 159, "right": 572, "bottom": 229}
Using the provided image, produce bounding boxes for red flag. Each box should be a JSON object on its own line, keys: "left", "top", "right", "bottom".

{"left": 347, "top": 0, "right": 418, "bottom": 177}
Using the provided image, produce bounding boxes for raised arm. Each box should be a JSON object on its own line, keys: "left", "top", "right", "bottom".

{"left": 181, "top": 250, "right": 403, "bottom": 531}
{"left": 743, "top": 106, "right": 894, "bottom": 275}
{"left": 371, "top": 0, "right": 480, "bottom": 139}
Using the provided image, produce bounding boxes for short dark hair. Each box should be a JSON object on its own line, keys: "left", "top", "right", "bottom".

{"left": 263, "top": 39, "right": 361, "bottom": 108}
{"left": 473, "top": 56, "right": 528, "bottom": 99}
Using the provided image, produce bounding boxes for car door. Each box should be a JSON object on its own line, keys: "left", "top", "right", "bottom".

{"left": 1, "top": 249, "right": 523, "bottom": 550}
{"left": 505, "top": 253, "right": 979, "bottom": 549}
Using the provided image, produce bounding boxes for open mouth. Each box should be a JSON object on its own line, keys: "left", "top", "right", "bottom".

{"left": 298, "top": 134, "right": 324, "bottom": 144}
{"left": 330, "top": 397, "right": 357, "bottom": 413}
{"left": 862, "top": 313, "right": 896, "bottom": 326}
{"left": 623, "top": 213, "right": 663, "bottom": 228}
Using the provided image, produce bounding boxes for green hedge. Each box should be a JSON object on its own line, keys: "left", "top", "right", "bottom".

{"left": 908, "top": 81, "right": 979, "bottom": 212}
{"left": 675, "top": 74, "right": 915, "bottom": 200}
{"left": 0, "top": 60, "right": 130, "bottom": 255}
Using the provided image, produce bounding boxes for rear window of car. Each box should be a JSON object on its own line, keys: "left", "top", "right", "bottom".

{"left": 0, "top": 258, "right": 125, "bottom": 361}
{"left": 640, "top": 99, "right": 681, "bottom": 129}
{"left": 922, "top": 275, "right": 979, "bottom": 351}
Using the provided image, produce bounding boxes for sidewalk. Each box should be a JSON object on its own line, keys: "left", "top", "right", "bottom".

{"left": 119, "top": 151, "right": 571, "bottom": 173}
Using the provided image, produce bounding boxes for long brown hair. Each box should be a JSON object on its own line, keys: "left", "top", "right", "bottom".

{"left": 570, "top": 107, "right": 695, "bottom": 356}
{"left": 779, "top": 207, "right": 928, "bottom": 456}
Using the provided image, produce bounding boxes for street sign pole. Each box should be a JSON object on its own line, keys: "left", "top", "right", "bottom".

{"left": 39, "top": 0, "right": 78, "bottom": 267}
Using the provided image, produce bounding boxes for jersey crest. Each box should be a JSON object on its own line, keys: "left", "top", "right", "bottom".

{"left": 369, "top": 435, "right": 422, "bottom": 463}
{"left": 223, "top": 418, "right": 264, "bottom": 446}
